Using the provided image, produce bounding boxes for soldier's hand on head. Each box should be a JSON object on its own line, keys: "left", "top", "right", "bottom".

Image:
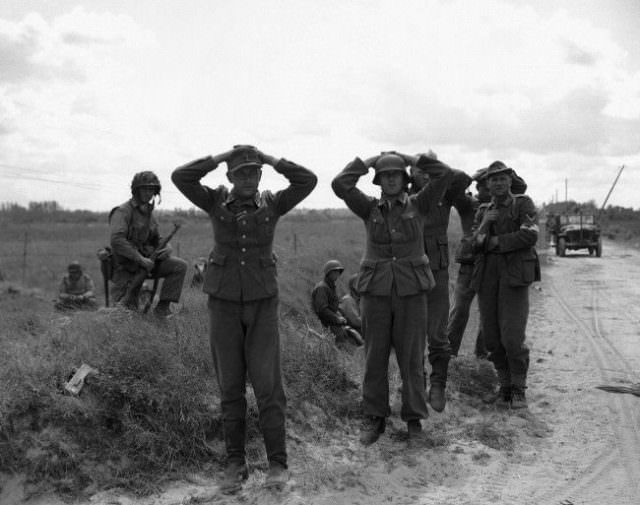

{"left": 255, "top": 149, "right": 278, "bottom": 167}
{"left": 140, "top": 257, "right": 155, "bottom": 271}
{"left": 337, "top": 316, "right": 348, "bottom": 325}
{"left": 363, "top": 155, "right": 380, "bottom": 169}
{"left": 211, "top": 149, "right": 235, "bottom": 166}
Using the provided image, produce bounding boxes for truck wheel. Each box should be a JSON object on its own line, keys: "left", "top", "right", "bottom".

{"left": 558, "top": 238, "right": 566, "bottom": 257}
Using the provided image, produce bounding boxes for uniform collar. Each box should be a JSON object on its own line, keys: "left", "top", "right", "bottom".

{"left": 224, "top": 191, "right": 260, "bottom": 208}
{"left": 378, "top": 191, "right": 408, "bottom": 208}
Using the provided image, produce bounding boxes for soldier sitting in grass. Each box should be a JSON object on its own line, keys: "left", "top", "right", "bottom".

{"left": 311, "top": 260, "right": 363, "bottom": 348}
{"left": 55, "top": 261, "right": 98, "bottom": 311}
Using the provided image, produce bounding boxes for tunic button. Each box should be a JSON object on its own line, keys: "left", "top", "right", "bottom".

{"left": 240, "top": 261, "right": 245, "bottom": 266}
{"left": 392, "top": 256, "right": 396, "bottom": 261}
{"left": 241, "top": 221, "right": 246, "bottom": 226}
{"left": 265, "top": 217, "right": 269, "bottom": 222}
{"left": 241, "top": 247, "right": 246, "bottom": 252}
{"left": 242, "top": 234, "right": 246, "bottom": 239}
{"left": 391, "top": 229, "right": 396, "bottom": 233}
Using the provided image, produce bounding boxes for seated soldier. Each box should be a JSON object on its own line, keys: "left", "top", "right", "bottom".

{"left": 339, "top": 273, "right": 362, "bottom": 332}
{"left": 55, "top": 261, "right": 98, "bottom": 311}
{"left": 311, "top": 260, "right": 363, "bottom": 347}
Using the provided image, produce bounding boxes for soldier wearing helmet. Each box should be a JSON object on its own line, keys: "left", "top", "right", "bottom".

{"left": 55, "top": 261, "right": 98, "bottom": 311}
{"left": 109, "top": 171, "right": 187, "bottom": 316}
{"left": 172, "top": 144, "right": 317, "bottom": 493}
{"left": 311, "top": 259, "right": 363, "bottom": 348}
{"left": 332, "top": 150, "right": 457, "bottom": 445}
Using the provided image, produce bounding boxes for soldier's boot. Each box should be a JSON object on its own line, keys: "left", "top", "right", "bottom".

{"left": 219, "top": 461, "right": 248, "bottom": 495}
{"left": 510, "top": 386, "right": 528, "bottom": 409}
{"left": 153, "top": 300, "right": 172, "bottom": 318}
{"left": 407, "top": 419, "right": 422, "bottom": 437}
{"left": 359, "top": 416, "right": 386, "bottom": 446}
{"left": 428, "top": 358, "right": 449, "bottom": 413}
{"left": 264, "top": 461, "right": 290, "bottom": 491}
{"left": 495, "top": 369, "right": 512, "bottom": 408}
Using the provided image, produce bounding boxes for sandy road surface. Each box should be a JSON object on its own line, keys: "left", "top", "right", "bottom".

{"left": 4, "top": 239, "right": 640, "bottom": 505}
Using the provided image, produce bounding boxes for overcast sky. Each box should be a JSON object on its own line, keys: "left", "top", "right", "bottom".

{"left": 1, "top": 0, "right": 639, "bottom": 211}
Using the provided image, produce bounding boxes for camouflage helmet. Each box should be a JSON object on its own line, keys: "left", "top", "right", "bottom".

{"left": 131, "top": 171, "right": 161, "bottom": 195}
{"left": 323, "top": 259, "right": 344, "bottom": 277}
{"left": 372, "top": 152, "right": 409, "bottom": 185}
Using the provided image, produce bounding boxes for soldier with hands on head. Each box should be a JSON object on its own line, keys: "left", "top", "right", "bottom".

{"left": 332, "top": 150, "right": 456, "bottom": 445}
{"left": 109, "top": 171, "right": 188, "bottom": 317}
{"left": 172, "top": 145, "right": 317, "bottom": 493}
{"left": 55, "top": 261, "right": 98, "bottom": 311}
{"left": 409, "top": 149, "right": 473, "bottom": 412}
{"left": 472, "top": 161, "right": 539, "bottom": 409}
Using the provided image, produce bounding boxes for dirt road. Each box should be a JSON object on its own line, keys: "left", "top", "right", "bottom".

{"left": 6, "top": 239, "right": 640, "bottom": 505}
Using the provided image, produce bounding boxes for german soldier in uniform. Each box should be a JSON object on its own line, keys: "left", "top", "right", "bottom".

{"left": 472, "top": 161, "right": 539, "bottom": 409}
{"left": 172, "top": 145, "right": 317, "bottom": 493}
{"left": 110, "top": 171, "right": 188, "bottom": 317}
{"left": 311, "top": 259, "right": 363, "bottom": 347}
{"left": 332, "top": 151, "right": 455, "bottom": 445}
{"left": 409, "top": 150, "right": 473, "bottom": 412}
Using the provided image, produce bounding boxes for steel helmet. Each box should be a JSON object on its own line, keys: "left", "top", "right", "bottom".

{"left": 131, "top": 171, "right": 161, "bottom": 195}
{"left": 372, "top": 152, "right": 409, "bottom": 185}
{"left": 323, "top": 259, "right": 344, "bottom": 277}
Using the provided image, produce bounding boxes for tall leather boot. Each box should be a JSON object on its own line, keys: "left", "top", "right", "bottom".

{"left": 428, "top": 358, "right": 449, "bottom": 412}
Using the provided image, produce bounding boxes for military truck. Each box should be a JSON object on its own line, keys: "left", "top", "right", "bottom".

{"left": 555, "top": 213, "right": 602, "bottom": 257}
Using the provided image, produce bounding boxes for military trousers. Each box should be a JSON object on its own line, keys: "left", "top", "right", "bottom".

{"left": 446, "top": 264, "right": 486, "bottom": 357}
{"left": 425, "top": 268, "right": 451, "bottom": 384}
{"left": 112, "top": 256, "right": 188, "bottom": 306}
{"left": 477, "top": 254, "right": 530, "bottom": 388}
{"left": 361, "top": 288, "right": 429, "bottom": 421}
{"left": 208, "top": 295, "right": 287, "bottom": 468}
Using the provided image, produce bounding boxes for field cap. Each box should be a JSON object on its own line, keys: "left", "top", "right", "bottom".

{"left": 227, "top": 145, "right": 262, "bottom": 174}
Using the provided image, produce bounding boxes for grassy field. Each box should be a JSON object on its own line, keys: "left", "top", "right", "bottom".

{"left": 0, "top": 209, "right": 494, "bottom": 499}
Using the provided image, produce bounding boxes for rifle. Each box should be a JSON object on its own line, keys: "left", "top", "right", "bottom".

{"left": 123, "top": 222, "right": 182, "bottom": 311}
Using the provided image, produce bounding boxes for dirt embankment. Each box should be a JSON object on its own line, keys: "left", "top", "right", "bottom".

{"left": 3, "top": 239, "right": 640, "bottom": 505}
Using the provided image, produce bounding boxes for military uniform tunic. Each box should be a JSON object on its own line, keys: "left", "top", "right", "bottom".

{"left": 172, "top": 157, "right": 316, "bottom": 468}
{"left": 332, "top": 156, "right": 453, "bottom": 421}
{"left": 472, "top": 193, "right": 539, "bottom": 388}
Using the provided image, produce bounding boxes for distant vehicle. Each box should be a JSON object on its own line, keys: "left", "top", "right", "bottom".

{"left": 555, "top": 214, "right": 602, "bottom": 257}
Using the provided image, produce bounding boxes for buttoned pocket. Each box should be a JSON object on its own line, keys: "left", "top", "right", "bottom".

{"left": 411, "top": 256, "right": 436, "bottom": 291}
{"left": 357, "top": 259, "right": 377, "bottom": 293}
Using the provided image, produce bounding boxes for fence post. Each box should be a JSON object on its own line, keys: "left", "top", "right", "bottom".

{"left": 22, "top": 231, "right": 28, "bottom": 286}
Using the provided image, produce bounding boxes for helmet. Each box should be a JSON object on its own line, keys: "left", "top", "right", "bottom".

{"left": 372, "top": 152, "right": 409, "bottom": 185}
{"left": 323, "top": 259, "right": 344, "bottom": 277}
{"left": 227, "top": 145, "right": 262, "bottom": 174}
{"left": 131, "top": 171, "right": 161, "bottom": 195}
{"left": 68, "top": 261, "right": 82, "bottom": 273}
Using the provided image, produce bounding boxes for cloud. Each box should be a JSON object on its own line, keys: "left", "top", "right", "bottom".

{"left": 563, "top": 40, "right": 598, "bottom": 66}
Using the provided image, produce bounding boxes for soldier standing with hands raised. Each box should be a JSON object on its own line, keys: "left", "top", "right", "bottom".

{"left": 172, "top": 145, "right": 317, "bottom": 493}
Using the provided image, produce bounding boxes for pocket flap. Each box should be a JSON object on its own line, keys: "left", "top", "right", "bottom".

{"left": 410, "top": 256, "right": 429, "bottom": 267}
{"left": 401, "top": 211, "right": 417, "bottom": 220}
{"left": 260, "top": 256, "right": 276, "bottom": 267}
{"left": 209, "top": 251, "right": 226, "bottom": 266}
{"left": 361, "top": 259, "right": 376, "bottom": 269}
